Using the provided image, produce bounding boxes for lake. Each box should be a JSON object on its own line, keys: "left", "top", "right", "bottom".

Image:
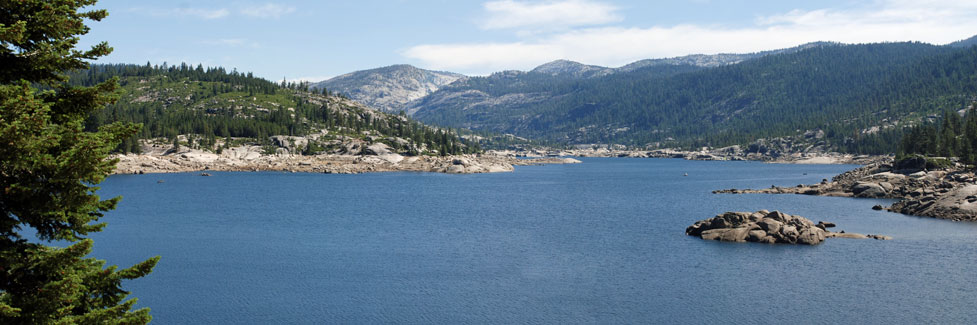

{"left": 91, "top": 158, "right": 977, "bottom": 323}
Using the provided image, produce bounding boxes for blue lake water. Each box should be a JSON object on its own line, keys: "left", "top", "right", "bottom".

{"left": 90, "top": 158, "right": 977, "bottom": 323}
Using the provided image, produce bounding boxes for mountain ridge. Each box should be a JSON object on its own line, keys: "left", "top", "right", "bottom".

{"left": 311, "top": 42, "right": 842, "bottom": 115}
{"left": 396, "top": 42, "right": 845, "bottom": 119}
{"left": 411, "top": 40, "right": 977, "bottom": 154}
{"left": 527, "top": 41, "right": 840, "bottom": 79}
{"left": 308, "top": 34, "right": 977, "bottom": 155}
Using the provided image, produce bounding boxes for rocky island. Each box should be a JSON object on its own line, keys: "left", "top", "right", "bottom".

{"left": 687, "top": 210, "right": 891, "bottom": 245}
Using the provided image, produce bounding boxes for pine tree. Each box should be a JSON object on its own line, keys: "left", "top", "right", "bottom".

{"left": 0, "top": 1, "right": 159, "bottom": 323}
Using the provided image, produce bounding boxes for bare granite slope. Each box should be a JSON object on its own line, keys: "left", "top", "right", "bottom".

{"left": 311, "top": 65, "right": 465, "bottom": 113}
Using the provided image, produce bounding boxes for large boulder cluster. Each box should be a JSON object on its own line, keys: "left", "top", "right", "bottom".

{"left": 686, "top": 210, "right": 829, "bottom": 245}
{"left": 441, "top": 157, "right": 513, "bottom": 174}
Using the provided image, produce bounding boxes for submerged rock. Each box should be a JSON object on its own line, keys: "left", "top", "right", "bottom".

{"left": 816, "top": 221, "right": 836, "bottom": 229}
{"left": 687, "top": 210, "right": 889, "bottom": 245}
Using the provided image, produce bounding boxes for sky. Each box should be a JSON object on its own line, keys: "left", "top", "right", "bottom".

{"left": 79, "top": 0, "right": 977, "bottom": 81}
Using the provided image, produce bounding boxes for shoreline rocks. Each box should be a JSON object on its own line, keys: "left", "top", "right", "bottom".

{"left": 713, "top": 158, "right": 977, "bottom": 222}
{"left": 492, "top": 145, "right": 885, "bottom": 165}
{"left": 687, "top": 210, "right": 890, "bottom": 245}
{"left": 112, "top": 147, "right": 581, "bottom": 175}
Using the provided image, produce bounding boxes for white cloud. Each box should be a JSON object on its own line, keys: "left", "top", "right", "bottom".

{"left": 404, "top": 0, "right": 977, "bottom": 74}
{"left": 130, "top": 6, "right": 230, "bottom": 19}
{"left": 172, "top": 7, "right": 230, "bottom": 19}
{"left": 240, "top": 3, "right": 297, "bottom": 19}
{"left": 480, "top": 0, "right": 621, "bottom": 30}
{"left": 132, "top": 3, "right": 296, "bottom": 20}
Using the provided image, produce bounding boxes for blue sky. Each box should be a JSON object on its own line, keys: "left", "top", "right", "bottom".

{"left": 80, "top": 0, "right": 977, "bottom": 81}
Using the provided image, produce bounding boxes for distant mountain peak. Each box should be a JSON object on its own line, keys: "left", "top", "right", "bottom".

{"left": 312, "top": 65, "right": 466, "bottom": 113}
{"left": 532, "top": 59, "right": 586, "bottom": 70}
{"left": 531, "top": 59, "right": 614, "bottom": 79}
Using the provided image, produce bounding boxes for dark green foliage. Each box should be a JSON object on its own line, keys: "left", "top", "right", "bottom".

{"left": 899, "top": 104, "right": 977, "bottom": 166}
{"left": 414, "top": 42, "right": 977, "bottom": 153}
{"left": 897, "top": 154, "right": 955, "bottom": 170}
{"left": 1, "top": 0, "right": 158, "bottom": 323}
{"left": 927, "top": 157, "right": 955, "bottom": 170}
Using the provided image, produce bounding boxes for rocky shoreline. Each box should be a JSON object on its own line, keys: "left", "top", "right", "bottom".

{"left": 496, "top": 133, "right": 891, "bottom": 164}
{"left": 112, "top": 145, "right": 580, "bottom": 175}
{"left": 687, "top": 210, "right": 890, "bottom": 245}
{"left": 714, "top": 157, "right": 977, "bottom": 222}
{"left": 501, "top": 147, "right": 883, "bottom": 165}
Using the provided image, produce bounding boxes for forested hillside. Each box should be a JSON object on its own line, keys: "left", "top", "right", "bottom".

{"left": 403, "top": 44, "right": 829, "bottom": 119}
{"left": 71, "top": 64, "right": 478, "bottom": 156}
{"left": 413, "top": 41, "right": 977, "bottom": 154}
{"left": 408, "top": 64, "right": 702, "bottom": 118}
